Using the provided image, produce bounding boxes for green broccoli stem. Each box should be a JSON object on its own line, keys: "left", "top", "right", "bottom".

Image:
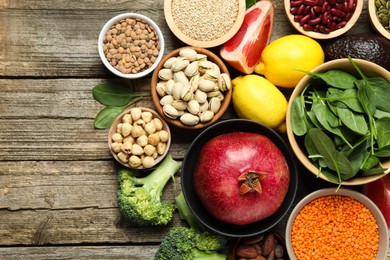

{"left": 133, "top": 154, "right": 181, "bottom": 201}
{"left": 175, "top": 191, "right": 206, "bottom": 231}
{"left": 193, "top": 250, "right": 227, "bottom": 260}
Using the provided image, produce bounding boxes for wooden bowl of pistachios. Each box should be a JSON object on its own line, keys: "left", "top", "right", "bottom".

{"left": 108, "top": 107, "right": 171, "bottom": 169}
{"left": 151, "top": 46, "right": 232, "bottom": 129}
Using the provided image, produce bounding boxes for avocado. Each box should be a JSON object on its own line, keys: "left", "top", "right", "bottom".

{"left": 323, "top": 33, "right": 390, "bottom": 71}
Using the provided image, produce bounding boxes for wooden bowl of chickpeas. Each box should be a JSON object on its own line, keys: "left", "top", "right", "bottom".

{"left": 108, "top": 107, "right": 171, "bottom": 169}
{"left": 98, "top": 13, "right": 165, "bottom": 79}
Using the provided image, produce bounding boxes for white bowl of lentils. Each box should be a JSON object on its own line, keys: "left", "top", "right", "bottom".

{"left": 98, "top": 13, "right": 165, "bottom": 79}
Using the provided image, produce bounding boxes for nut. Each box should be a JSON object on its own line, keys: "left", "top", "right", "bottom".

{"left": 180, "top": 113, "right": 199, "bottom": 126}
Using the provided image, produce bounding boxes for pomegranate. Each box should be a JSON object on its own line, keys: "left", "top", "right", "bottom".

{"left": 220, "top": 0, "right": 274, "bottom": 74}
{"left": 193, "top": 132, "right": 290, "bottom": 225}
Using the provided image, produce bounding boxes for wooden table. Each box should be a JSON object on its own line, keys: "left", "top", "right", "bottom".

{"left": 0, "top": 0, "right": 388, "bottom": 259}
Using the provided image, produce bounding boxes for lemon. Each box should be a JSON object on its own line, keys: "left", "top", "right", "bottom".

{"left": 254, "top": 34, "right": 324, "bottom": 88}
{"left": 232, "top": 74, "right": 287, "bottom": 131}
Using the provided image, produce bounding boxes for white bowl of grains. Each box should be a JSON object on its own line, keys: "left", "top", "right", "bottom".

{"left": 285, "top": 188, "right": 389, "bottom": 260}
{"left": 164, "top": 0, "right": 246, "bottom": 48}
{"left": 98, "top": 13, "right": 165, "bottom": 79}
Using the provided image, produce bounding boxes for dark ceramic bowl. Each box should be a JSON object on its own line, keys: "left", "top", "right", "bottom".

{"left": 181, "top": 119, "right": 298, "bottom": 237}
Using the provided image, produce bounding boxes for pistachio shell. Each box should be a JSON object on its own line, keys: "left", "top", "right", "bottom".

{"left": 173, "top": 71, "right": 189, "bottom": 85}
{"left": 158, "top": 68, "right": 173, "bottom": 80}
{"left": 218, "top": 73, "right": 231, "bottom": 91}
{"left": 209, "top": 97, "right": 221, "bottom": 113}
{"left": 172, "top": 100, "right": 188, "bottom": 111}
{"left": 163, "top": 57, "right": 177, "bottom": 69}
{"left": 207, "top": 89, "right": 222, "bottom": 98}
{"left": 199, "top": 110, "right": 214, "bottom": 123}
{"left": 156, "top": 82, "right": 167, "bottom": 97}
{"left": 190, "top": 73, "right": 200, "bottom": 91}
{"left": 199, "top": 100, "right": 209, "bottom": 112}
{"left": 197, "top": 54, "right": 208, "bottom": 61}
{"left": 160, "top": 95, "right": 174, "bottom": 106}
{"left": 184, "top": 61, "right": 199, "bottom": 77}
{"left": 172, "top": 82, "right": 184, "bottom": 100}
{"left": 187, "top": 99, "right": 200, "bottom": 115}
{"left": 198, "top": 60, "right": 215, "bottom": 74}
{"left": 179, "top": 48, "right": 198, "bottom": 61}
{"left": 165, "top": 79, "right": 175, "bottom": 95}
{"left": 180, "top": 113, "right": 200, "bottom": 126}
{"left": 171, "top": 59, "right": 190, "bottom": 72}
{"left": 195, "top": 89, "right": 207, "bottom": 104}
{"left": 204, "top": 69, "right": 219, "bottom": 82}
{"left": 163, "top": 104, "right": 179, "bottom": 119}
{"left": 198, "top": 78, "right": 216, "bottom": 92}
{"left": 180, "top": 85, "right": 194, "bottom": 101}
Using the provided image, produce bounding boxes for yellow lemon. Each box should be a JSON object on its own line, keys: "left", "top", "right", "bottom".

{"left": 232, "top": 74, "right": 287, "bottom": 131}
{"left": 254, "top": 34, "right": 324, "bottom": 88}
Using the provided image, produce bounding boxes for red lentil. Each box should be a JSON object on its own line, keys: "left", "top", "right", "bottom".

{"left": 291, "top": 195, "right": 379, "bottom": 260}
{"left": 103, "top": 18, "right": 160, "bottom": 74}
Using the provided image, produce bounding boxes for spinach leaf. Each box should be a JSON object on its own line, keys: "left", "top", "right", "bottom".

{"left": 291, "top": 97, "right": 308, "bottom": 136}
{"left": 94, "top": 106, "right": 125, "bottom": 129}
{"left": 374, "top": 109, "right": 390, "bottom": 119}
{"left": 320, "top": 169, "right": 342, "bottom": 183}
{"left": 361, "top": 154, "right": 380, "bottom": 172}
{"left": 361, "top": 167, "right": 387, "bottom": 176}
{"left": 327, "top": 88, "right": 364, "bottom": 113}
{"left": 312, "top": 99, "right": 352, "bottom": 147}
{"left": 376, "top": 117, "right": 390, "bottom": 148}
{"left": 93, "top": 83, "right": 149, "bottom": 106}
{"left": 306, "top": 69, "right": 358, "bottom": 89}
{"left": 335, "top": 107, "right": 368, "bottom": 135}
{"left": 375, "top": 145, "right": 390, "bottom": 157}
{"left": 361, "top": 77, "right": 390, "bottom": 113}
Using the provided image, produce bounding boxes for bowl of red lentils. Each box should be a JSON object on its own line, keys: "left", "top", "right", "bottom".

{"left": 98, "top": 13, "right": 165, "bottom": 79}
{"left": 284, "top": 0, "right": 363, "bottom": 39}
{"left": 285, "top": 188, "right": 389, "bottom": 260}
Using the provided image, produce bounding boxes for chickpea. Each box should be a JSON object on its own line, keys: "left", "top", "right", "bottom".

{"left": 158, "top": 130, "right": 169, "bottom": 143}
{"left": 136, "top": 134, "right": 148, "bottom": 147}
{"left": 142, "top": 156, "right": 155, "bottom": 168}
{"left": 111, "top": 133, "right": 123, "bottom": 143}
{"left": 129, "top": 155, "right": 142, "bottom": 168}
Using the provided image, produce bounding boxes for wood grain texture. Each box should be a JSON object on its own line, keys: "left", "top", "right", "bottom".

{"left": 1, "top": 0, "right": 387, "bottom": 258}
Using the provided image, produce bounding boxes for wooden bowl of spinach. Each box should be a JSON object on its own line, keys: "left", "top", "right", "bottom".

{"left": 286, "top": 58, "right": 390, "bottom": 186}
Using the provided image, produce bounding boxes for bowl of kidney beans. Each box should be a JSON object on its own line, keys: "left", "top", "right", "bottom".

{"left": 284, "top": 0, "right": 363, "bottom": 39}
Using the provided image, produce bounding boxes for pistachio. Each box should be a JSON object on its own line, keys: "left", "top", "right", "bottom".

{"left": 190, "top": 73, "right": 200, "bottom": 91}
{"left": 199, "top": 110, "right": 214, "bottom": 123}
{"left": 156, "top": 82, "right": 167, "bottom": 97}
{"left": 197, "top": 53, "right": 208, "bottom": 61}
{"left": 179, "top": 48, "right": 198, "bottom": 61}
{"left": 204, "top": 69, "right": 219, "bottom": 82}
{"left": 172, "top": 82, "right": 184, "bottom": 100}
{"left": 187, "top": 99, "right": 200, "bottom": 115}
{"left": 209, "top": 97, "right": 221, "bottom": 113}
{"left": 199, "top": 78, "right": 217, "bottom": 92}
{"left": 184, "top": 61, "right": 199, "bottom": 77}
{"left": 180, "top": 85, "right": 193, "bottom": 101}
{"left": 199, "top": 100, "right": 209, "bottom": 112}
{"left": 198, "top": 60, "right": 215, "bottom": 74}
{"left": 163, "top": 104, "right": 179, "bottom": 119}
{"left": 163, "top": 57, "right": 178, "bottom": 69}
{"left": 213, "top": 63, "right": 221, "bottom": 75}
{"left": 180, "top": 113, "right": 200, "bottom": 126}
{"left": 172, "top": 100, "right": 188, "bottom": 111}
{"left": 165, "top": 79, "right": 175, "bottom": 95}
{"left": 218, "top": 73, "right": 231, "bottom": 91}
{"left": 171, "top": 59, "right": 190, "bottom": 72}
{"left": 160, "top": 95, "right": 174, "bottom": 106}
{"left": 195, "top": 89, "right": 208, "bottom": 104}
{"left": 207, "top": 89, "right": 222, "bottom": 98}
{"left": 173, "top": 71, "right": 189, "bottom": 85}
{"left": 158, "top": 68, "right": 173, "bottom": 81}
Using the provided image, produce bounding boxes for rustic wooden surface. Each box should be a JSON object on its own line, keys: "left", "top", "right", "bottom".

{"left": 0, "top": 0, "right": 388, "bottom": 259}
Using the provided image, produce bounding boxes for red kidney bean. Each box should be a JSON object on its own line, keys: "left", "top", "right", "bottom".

{"left": 289, "top": 0, "right": 357, "bottom": 34}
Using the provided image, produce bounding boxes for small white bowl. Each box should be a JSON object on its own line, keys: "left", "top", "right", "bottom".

{"left": 98, "top": 13, "right": 165, "bottom": 79}
{"left": 285, "top": 188, "right": 389, "bottom": 260}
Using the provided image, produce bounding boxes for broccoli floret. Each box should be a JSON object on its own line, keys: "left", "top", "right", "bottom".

{"left": 117, "top": 154, "right": 181, "bottom": 226}
{"left": 155, "top": 192, "right": 227, "bottom": 260}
